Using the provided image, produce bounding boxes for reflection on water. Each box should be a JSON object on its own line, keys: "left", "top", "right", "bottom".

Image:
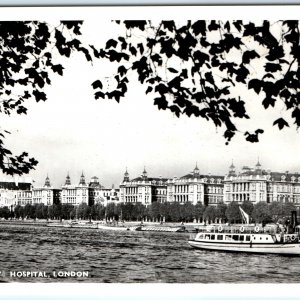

{"left": 0, "top": 224, "right": 299, "bottom": 283}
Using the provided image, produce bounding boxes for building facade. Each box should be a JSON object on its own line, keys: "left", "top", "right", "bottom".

{"left": 88, "top": 176, "right": 120, "bottom": 206}
{"left": 32, "top": 176, "right": 61, "bottom": 206}
{"left": 224, "top": 161, "right": 300, "bottom": 206}
{"left": 0, "top": 177, "right": 32, "bottom": 208}
{"left": 119, "top": 168, "right": 168, "bottom": 206}
{"left": 61, "top": 173, "right": 88, "bottom": 205}
{"left": 167, "top": 164, "right": 224, "bottom": 205}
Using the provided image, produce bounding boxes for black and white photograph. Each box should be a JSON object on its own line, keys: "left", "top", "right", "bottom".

{"left": 0, "top": 5, "right": 300, "bottom": 293}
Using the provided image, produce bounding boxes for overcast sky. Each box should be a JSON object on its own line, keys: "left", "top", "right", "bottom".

{"left": 1, "top": 8, "right": 300, "bottom": 188}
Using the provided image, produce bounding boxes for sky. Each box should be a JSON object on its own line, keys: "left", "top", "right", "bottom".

{"left": 1, "top": 8, "right": 300, "bottom": 188}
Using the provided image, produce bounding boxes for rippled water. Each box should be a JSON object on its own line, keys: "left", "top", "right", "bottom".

{"left": 0, "top": 224, "right": 300, "bottom": 283}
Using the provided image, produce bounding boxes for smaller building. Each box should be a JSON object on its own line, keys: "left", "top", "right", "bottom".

{"left": 0, "top": 177, "right": 32, "bottom": 208}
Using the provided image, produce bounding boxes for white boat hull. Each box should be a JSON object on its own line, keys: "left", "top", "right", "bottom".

{"left": 188, "top": 240, "right": 300, "bottom": 255}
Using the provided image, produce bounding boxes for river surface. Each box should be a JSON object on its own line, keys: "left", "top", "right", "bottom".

{"left": 0, "top": 224, "right": 300, "bottom": 283}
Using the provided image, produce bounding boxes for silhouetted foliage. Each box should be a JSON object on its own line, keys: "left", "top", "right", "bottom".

{"left": 2, "top": 20, "right": 300, "bottom": 175}
{"left": 0, "top": 21, "right": 90, "bottom": 175}
{"left": 92, "top": 20, "right": 300, "bottom": 144}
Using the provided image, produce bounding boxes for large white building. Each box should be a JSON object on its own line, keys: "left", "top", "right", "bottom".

{"left": 167, "top": 164, "right": 224, "bottom": 205}
{"left": 32, "top": 175, "right": 61, "bottom": 206}
{"left": 119, "top": 168, "right": 168, "bottom": 206}
{"left": 61, "top": 173, "right": 88, "bottom": 205}
{"left": 224, "top": 161, "right": 300, "bottom": 206}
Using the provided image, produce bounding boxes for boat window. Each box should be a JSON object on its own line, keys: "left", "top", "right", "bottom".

{"left": 232, "top": 235, "right": 239, "bottom": 241}
{"left": 239, "top": 235, "right": 244, "bottom": 241}
{"left": 266, "top": 237, "right": 268, "bottom": 240}
{"left": 211, "top": 234, "right": 215, "bottom": 240}
{"left": 260, "top": 237, "right": 262, "bottom": 240}
{"left": 217, "top": 235, "right": 223, "bottom": 240}
{"left": 246, "top": 235, "right": 250, "bottom": 241}
{"left": 225, "top": 235, "right": 232, "bottom": 240}
{"left": 205, "top": 234, "right": 210, "bottom": 240}
{"left": 198, "top": 234, "right": 204, "bottom": 239}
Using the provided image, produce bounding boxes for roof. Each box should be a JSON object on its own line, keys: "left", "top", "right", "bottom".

{"left": 238, "top": 169, "right": 267, "bottom": 176}
{"left": 0, "top": 182, "right": 32, "bottom": 190}
{"left": 270, "top": 172, "right": 300, "bottom": 182}
{"left": 89, "top": 182, "right": 104, "bottom": 188}
{"left": 180, "top": 173, "right": 224, "bottom": 181}
{"left": 131, "top": 176, "right": 169, "bottom": 183}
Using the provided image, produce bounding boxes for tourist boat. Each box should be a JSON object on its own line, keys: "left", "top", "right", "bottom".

{"left": 188, "top": 223, "right": 300, "bottom": 255}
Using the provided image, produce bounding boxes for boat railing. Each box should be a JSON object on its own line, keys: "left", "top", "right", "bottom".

{"left": 195, "top": 225, "right": 280, "bottom": 235}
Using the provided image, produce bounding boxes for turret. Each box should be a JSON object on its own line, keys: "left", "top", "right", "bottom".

{"left": 142, "top": 166, "right": 148, "bottom": 180}
{"left": 65, "top": 173, "right": 71, "bottom": 185}
{"left": 193, "top": 162, "right": 200, "bottom": 176}
{"left": 228, "top": 160, "right": 236, "bottom": 176}
{"left": 44, "top": 174, "right": 51, "bottom": 188}
{"left": 123, "top": 168, "right": 130, "bottom": 182}
{"left": 79, "top": 171, "right": 86, "bottom": 185}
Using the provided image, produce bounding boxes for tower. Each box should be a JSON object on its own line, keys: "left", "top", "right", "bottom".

{"left": 142, "top": 166, "right": 148, "bottom": 180}
{"left": 79, "top": 171, "right": 86, "bottom": 185}
{"left": 228, "top": 160, "right": 236, "bottom": 176}
{"left": 193, "top": 162, "right": 200, "bottom": 176}
{"left": 123, "top": 168, "right": 130, "bottom": 182}
{"left": 255, "top": 158, "right": 262, "bottom": 170}
{"left": 44, "top": 174, "right": 51, "bottom": 188}
{"left": 65, "top": 173, "right": 71, "bottom": 185}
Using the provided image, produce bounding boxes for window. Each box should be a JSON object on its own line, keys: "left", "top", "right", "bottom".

{"left": 211, "top": 234, "right": 215, "bottom": 240}
{"left": 232, "top": 235, "right": 239, "bottom": 241}
{"left": 246, "top": 236, "right": 251, "bottom": 241}
{"left": 205, "top": 234, "right": 210, "bottom": 240}
{"left": 225, "top": 235, "right": 232, "bottom": 240}
{"left": 217, "top": 235, "right": 223, "bottom": 240}
{"left": 239, "top": 235, "right": 244, "bottom": 241}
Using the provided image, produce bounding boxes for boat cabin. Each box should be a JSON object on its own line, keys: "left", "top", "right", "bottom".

{"left": 194, "top": 232, "right": 275, "bottom": 244}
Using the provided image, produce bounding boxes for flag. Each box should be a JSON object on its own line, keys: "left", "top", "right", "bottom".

{"left": 239, "top": 206, "right": 250, "bottom": 224}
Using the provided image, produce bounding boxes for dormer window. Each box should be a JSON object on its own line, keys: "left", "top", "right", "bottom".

{"left": 210, "top": 178, "right": 215, "bottom": 183}
{"left": 281, "top": 175, "right": 286, "bottom": 182}
{"left": 291, "top": 176, "right": 296, "bottom": 182}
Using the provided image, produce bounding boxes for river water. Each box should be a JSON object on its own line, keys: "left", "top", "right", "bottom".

{"left": 0, "top": 224, "right": 300, "bottom": 283}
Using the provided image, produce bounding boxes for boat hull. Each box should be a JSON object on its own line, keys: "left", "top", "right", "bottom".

{"left": 188, "top": 240, "right": 300, "bottom": 255}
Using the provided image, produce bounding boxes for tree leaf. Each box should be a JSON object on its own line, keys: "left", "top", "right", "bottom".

{"left": 167, "top": 68, "right": 178, "bottom": 73}
{"left": 248, "top": 79, "right": 262, "bottom": 94}
{"left": 273, "top": 118, "right": 289, "bottom": 130}
{"left": 106, "top": 39, "right": 118, "bottom": 49}
{"left": 51, "top": 64, "right": 64, "bottom": 76}
{"left": 92, "top": 80, "right": 103, "bottom": 90}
